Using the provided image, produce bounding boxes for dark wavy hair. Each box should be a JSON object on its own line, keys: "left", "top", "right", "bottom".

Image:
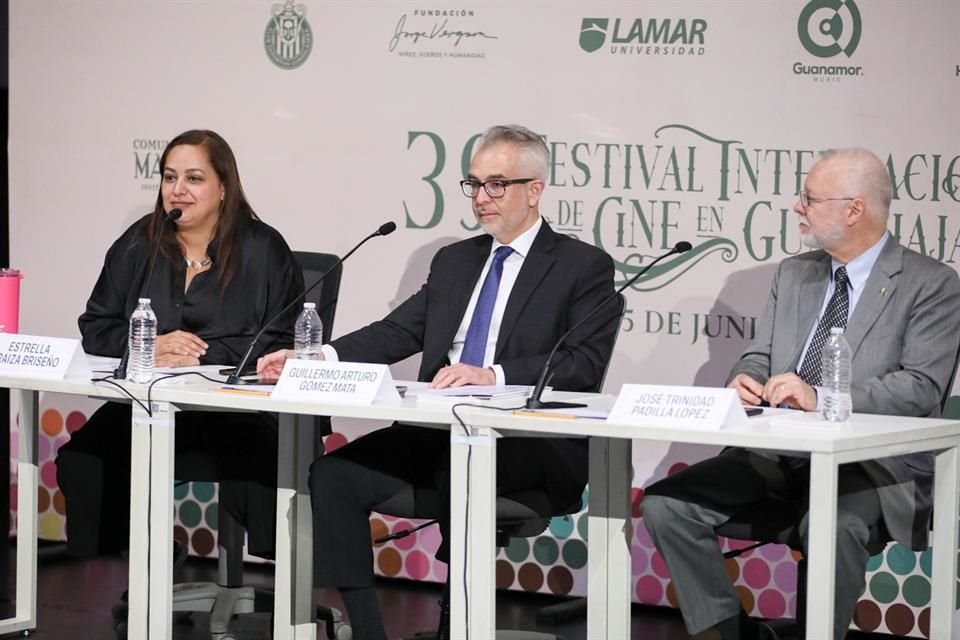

{"left": 145, "top": 129, "right": 258, "bottom": 290}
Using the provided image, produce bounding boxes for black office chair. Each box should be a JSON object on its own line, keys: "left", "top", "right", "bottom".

{"left": 113, "top": 251, "right": 345, "bottom": 640}
{"left": 382, "top": 294, "right": 627, "bottom": 640}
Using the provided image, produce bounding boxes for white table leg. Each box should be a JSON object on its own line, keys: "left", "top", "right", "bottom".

{"left": 449, "top": 425, "right": 497, "bottom": 640}
{"left": 587, "top": 437, "right": 632, "bottom": 638}
{"left": 148, "top": 401, "right": 176, "bottom": 639}
{"left": 273, "top": 413, "right": 317, "bottom": 640}
{"left": 931, "top": 444, "right": 959, "bottom": 639}
{"left": 806, "top": 452, "right": 838, "bottom": 639}
{"left": 127, "top": 401, "right": 152, "bottom": 640}
{"left": 0, "top": 389, "right": 39, "bottom": 635}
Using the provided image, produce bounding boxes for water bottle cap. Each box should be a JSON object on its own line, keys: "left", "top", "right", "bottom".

{"left": 830, "top": 327, "right": 844, "bottom": 335}
{"left": 303, "top": 302, "right": 316, "bottom": 309}
{"left": 138, "top": 297, "right": 151, "bottom": 304}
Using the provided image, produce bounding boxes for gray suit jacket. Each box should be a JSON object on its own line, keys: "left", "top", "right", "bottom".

{"left": 729, "top": 235, "right": 960, "bottom": 549}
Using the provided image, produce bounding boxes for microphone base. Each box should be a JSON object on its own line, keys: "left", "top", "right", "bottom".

{"left": 224, "top": 374, "right": 249, "bottom": 385}
{"left": 524, "top": 399, "right": 587, "bottom": 410}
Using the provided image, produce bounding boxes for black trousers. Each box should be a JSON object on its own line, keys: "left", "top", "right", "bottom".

{"left": 55, "top": 401, "right": 279, "bottom": 558}
{"left": 310, "top": 423, "right": 587, "bottom": 588}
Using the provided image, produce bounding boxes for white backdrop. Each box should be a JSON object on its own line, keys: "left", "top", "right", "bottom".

{"left": 8, "top": 1, "right": 960, "bottom": 635}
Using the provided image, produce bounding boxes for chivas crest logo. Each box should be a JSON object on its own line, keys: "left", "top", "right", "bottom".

{"left": 264, "top": 1, "right": 313, "bottom": 69}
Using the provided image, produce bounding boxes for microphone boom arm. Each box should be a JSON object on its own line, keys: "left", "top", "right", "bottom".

{"left": 225, "top": 222, "right": 397, "bottom": 384}
{"left": 525, "top": 241, "right": 692, "bottom": 410}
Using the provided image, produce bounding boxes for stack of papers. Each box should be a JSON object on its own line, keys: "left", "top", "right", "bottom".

{"left": 412, "top": 384, "right": 533, "bottom": 404}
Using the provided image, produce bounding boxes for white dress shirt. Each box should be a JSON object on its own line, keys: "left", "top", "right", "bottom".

{"left": 322, "top": 217, "right": 544, "bottom": 386}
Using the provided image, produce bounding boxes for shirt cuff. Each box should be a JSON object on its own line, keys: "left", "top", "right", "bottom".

{"left": 491, "top": 364, "right": 505, "bottom": 386}
{"left": 321, "top": 344, "right": 339, "bottom": 362}
{"left": 813, "top": 385, "right": 823, "bottom": 411}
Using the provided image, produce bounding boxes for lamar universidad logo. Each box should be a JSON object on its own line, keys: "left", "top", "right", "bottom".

{"left": 579, "top": 18, "right": 609, "bottom": 53}
{"left": 264, "top": 1, "right": 313, "bottom": 70}
{"left": 793, "top": 0, "right": 863, "bottom": 80}
{"left": 578, "top": 16, "right": 706, "bottom": 56}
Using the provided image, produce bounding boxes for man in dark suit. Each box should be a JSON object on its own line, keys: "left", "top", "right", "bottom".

{"left": 641, "top": 148, "right": 960, "bottom": 640}
{"left": 258, "top": 124, "right": 618, "bottom": 639}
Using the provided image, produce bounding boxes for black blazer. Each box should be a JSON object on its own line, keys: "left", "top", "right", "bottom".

{"left": 331, "top": 220, "right": 618, "bottom": 392}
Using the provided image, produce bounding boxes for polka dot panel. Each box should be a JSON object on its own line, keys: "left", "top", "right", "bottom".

{"left": 496, "top": 559, "right": 516, "bottom": 588}
{"left": 532, "top": 536, "right": 559, "bottom": 565}
{"left": 546, "top": 566, "right": 574, "bottom": 595}
{"left": 517, "top": 563, "right": 544, "bottom": 592}
{"left": 756, "top": 589, "right": 786, "bottom": 619}
{"left": 548, "top": 514, "right": 574, "bottom": 539}
{"left": 886, "top": 543, "right": 917, "bottom": 575}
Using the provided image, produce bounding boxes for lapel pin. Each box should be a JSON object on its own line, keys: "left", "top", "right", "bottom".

{"left": 880, "top": 287, "right": 887, "bottom": 296}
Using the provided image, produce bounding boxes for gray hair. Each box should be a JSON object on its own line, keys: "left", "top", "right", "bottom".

{"left": 817, "top": 147, "right": 893, "bottom": 223}
{"left": 475, "top": 124, "right": 550, "bottom": 182}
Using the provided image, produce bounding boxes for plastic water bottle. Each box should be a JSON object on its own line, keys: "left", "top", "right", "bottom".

{"left": 294, "top": 302, "right": 323, "bottom": 360}
{"left": 127, "top": 298, "right": 157, "bottom": 384}
{"left": 820, "top": 327, "right": 852, "bottom": 422}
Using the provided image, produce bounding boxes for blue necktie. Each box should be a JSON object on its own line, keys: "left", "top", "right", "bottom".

{"left": 460, "top": 246, "right": 514, "bottom": 367}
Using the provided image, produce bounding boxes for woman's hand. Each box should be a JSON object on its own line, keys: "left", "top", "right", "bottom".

{"left": 157, "top": 331, "right": 207, "bottom": 359}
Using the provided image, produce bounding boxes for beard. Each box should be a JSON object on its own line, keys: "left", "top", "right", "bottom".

{"left": 799, "top": 216, "right": 843, "bottom": 250}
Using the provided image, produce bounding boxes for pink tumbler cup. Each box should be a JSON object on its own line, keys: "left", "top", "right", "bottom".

{"left": 0, "top": 269, "right": 23, "bottom": 333}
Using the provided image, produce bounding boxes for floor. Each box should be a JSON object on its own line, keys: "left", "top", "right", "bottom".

{"left": 0, "top": 542, "right": 894, "bottom": 640}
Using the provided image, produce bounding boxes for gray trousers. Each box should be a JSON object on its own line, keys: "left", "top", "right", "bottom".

{"left": 642, "top": 448, "right": 882, "bottom": 640}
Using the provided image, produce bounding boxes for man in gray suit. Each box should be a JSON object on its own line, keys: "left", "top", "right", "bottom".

{"left": 642, "top": 147, "right": 960, "bottom": 640}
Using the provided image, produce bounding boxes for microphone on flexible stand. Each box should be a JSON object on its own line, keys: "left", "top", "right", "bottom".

{"left": 525, "top": 241, "right": 694, "bottom": 410}
{"left": 113, "top": 208, "right": 183, "bottom": 379}
{"left": 225, "top": 221, "right": 398, "bottom": 385}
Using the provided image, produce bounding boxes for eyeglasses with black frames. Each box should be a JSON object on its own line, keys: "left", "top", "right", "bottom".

{"left": 460, "top": 178, "right": 534, "bottom": 198}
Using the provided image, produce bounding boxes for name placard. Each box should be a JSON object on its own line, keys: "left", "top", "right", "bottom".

{"left": 0, "top": 333, "right": 91, "bottom": 379}
{"left": 607, "top": 384, "right": 748, "bottom": 430}
{"left": 271, "top": 359, "right": 402, "bottom": 405}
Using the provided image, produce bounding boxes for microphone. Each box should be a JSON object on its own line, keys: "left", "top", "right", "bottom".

{"left": 525, "top": 241, "right": 694, "bottom": 410}
{"left": 113, "top": 208, "right": 183, "bottom": 379}
{"left": 225, "top": 221, "right": 398, "bottom": 385}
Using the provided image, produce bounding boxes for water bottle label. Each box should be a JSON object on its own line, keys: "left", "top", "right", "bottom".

{"left": 0, "top": 334, "right": 92, "bottom": 379}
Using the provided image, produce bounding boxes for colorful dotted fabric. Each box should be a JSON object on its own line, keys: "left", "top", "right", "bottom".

{"left": 9, "top": 401, "right": 959, "bottom": 636}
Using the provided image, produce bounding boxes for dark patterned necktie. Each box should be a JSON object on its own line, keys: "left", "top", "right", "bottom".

{"left": 784, "top": 266, "right": 849, "bottom": 473}
{"left": 796, "top": 266, "right": 850, "bottom": 386}
{"left": 459, "top": 246, "right": 514, "bottom": 366}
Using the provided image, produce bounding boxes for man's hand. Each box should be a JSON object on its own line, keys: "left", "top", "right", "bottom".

{"left": 728, "top": 373, "right": 766, "bottom": 406}
{"left": 157, "top": 331, "right": 207, "bottom": 359}
{"left": 429, "top": 363, "right": 495, "bottom": 389}
{"left": 257, "top": 349, "right": 298, "bottom": 378}
{"left": 762, "top": 372, "right": 817, "bottom": 411}
{"left": 155, "top": 354, "right": 200, "bottom": 368}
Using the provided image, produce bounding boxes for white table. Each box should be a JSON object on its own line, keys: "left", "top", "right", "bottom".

{"left": 0, "top": 374, "right": 135, "bottom": 637}
{"left": 453, "top": 397, "right": 960, "bottom": 640}
{"left": 4, "top": 373, "right": 959, "bottom": 640}
{"left": 147, "top": 379, "right": 465, "bottom": 640}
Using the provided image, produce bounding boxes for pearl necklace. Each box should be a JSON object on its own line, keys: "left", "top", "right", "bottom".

{"left": 185, "top": 257, "right": 213, "bottom": 269}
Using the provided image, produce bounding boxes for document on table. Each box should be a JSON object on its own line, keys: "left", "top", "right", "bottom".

{"left": 413, "top": 384, "right": 533, "bottom": 403}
